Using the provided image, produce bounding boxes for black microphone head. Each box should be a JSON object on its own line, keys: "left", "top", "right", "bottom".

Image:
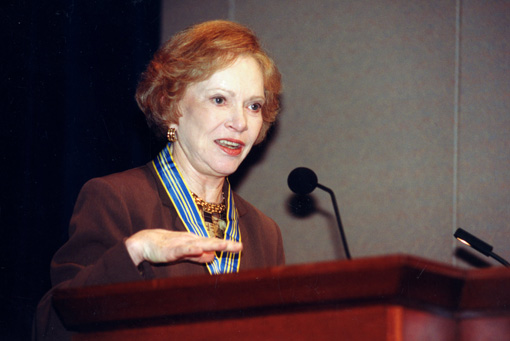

{"left": 288, "top": 167, "right": 318, "bottom": 195}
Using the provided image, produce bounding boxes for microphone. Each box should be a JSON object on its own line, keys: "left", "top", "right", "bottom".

{"left": 287, "top": 167, "right": 352, "bottom": 259}
{"left": 454, "top": 228, "right": 510, "bottom": 267}
{"left": 287, "top": 167, "right": 318, "bottom": 195}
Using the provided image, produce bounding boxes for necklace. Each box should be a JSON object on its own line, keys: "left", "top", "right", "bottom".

{"left": 191, "top": 192, "right": 226, "bottom": 214}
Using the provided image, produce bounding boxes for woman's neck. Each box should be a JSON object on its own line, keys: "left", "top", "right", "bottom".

{"left": 186, "top": 175, "right": 224, "bottom": 203}
{"left": 171, "top": 144, "right": 225, "bottom": 203}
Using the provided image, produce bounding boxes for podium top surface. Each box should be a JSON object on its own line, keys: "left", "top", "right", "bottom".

{"left": 53, "top": 254, "right": 510, "bottom": 331}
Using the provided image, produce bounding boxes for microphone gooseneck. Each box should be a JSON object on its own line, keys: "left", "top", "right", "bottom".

{"left": 287, "top": 167, "right": 352, "bottom": 260}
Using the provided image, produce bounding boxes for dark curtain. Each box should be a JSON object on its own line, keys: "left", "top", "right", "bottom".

{"left": 1, "top": 1, "right": 162, "bottom": 338}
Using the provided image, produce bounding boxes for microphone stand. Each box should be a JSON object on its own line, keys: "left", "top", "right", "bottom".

{"left": 317, "top": 183, "right": 351, "bottom": 260}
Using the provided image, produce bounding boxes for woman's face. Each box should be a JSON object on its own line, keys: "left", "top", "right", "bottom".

{"left": 172, "top": 55, "right": 265, "bottom": 180}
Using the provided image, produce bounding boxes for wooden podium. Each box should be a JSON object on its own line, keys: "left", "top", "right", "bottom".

{"left": 53, "top": 255, "right": 510, "bottom": 340}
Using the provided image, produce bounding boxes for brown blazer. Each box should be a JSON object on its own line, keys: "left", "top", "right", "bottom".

{"left": 34, "top": 162, "right": 285, "bottom": 340}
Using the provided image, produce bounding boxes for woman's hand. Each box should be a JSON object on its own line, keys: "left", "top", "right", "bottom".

{"left": 125, "top": 229, "right": 243, "bottom": 266}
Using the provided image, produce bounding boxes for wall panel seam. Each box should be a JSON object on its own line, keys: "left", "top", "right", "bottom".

{"left": 228, "top": 0, "right": 235, "bottom": 21}
{"left": 452, "top": 0, "right": 462, "bottom": 265}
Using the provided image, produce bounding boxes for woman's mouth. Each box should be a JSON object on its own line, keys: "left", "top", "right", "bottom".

{"left": 215, "top": 139, "right": 244, "bottom": 156}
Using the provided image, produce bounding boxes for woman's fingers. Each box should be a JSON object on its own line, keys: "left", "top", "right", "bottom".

{"left": 189, "top": 238, "right": 243, "bottom": 253}
{"left": 125, "top": 229, "right": 242, "bottom": 266}
{"left": 171, "top": 237, "right": 242, "bottom": 262}
{"left": 186, "top": 251, "right": 216, "bottom": 263}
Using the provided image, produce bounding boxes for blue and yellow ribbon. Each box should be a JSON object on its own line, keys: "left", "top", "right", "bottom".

{"left": 152, "top": 143, "right": 241, "bottom": 274}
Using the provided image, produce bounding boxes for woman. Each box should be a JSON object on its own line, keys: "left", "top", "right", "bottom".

{"left": 35, "top": 20, "right": 284, "bottom": 339}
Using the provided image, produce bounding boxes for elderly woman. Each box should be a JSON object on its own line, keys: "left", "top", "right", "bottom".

{"left": 35, "top": 20, "right": 284, "bottom": 339}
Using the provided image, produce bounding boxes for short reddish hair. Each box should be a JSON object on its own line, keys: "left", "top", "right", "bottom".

{"left": 136, "top": 20, "right": 282, "bottom": 144}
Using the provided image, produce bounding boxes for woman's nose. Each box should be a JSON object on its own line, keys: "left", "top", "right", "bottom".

{"left": 226, "top": 105, "right": 248, "bottom": 132}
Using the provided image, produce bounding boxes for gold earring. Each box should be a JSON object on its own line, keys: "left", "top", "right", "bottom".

{"left": 167, "top": 127, "right": 177, "bottom": 142}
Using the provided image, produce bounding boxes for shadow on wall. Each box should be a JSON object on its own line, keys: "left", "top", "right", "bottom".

{"left": 454, "top": 247, "right": 492, "bottom": 268}
{"left": 287, "top": 194, "right": 348, "bottom": 260}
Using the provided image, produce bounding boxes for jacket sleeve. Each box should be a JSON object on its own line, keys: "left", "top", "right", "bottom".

{"left": 275, "top": 220, "right": 286, "bottom": 266}
{"left": 34, "top": 177, "right": 154, "bottom": 340}
{"left": 51, "top": 177, "right": 151, "bottom": 286}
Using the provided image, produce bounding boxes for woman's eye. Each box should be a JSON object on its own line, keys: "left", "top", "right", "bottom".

{"left": 249, "top": 103, "right": 262, "bottom": 111}
{"left": 213, "top": 97, "right": 225, "bottom": 105}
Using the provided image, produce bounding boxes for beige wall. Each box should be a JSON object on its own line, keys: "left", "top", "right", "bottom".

{"left": 161, "top": 0, "right": 510, "bottom": 267}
